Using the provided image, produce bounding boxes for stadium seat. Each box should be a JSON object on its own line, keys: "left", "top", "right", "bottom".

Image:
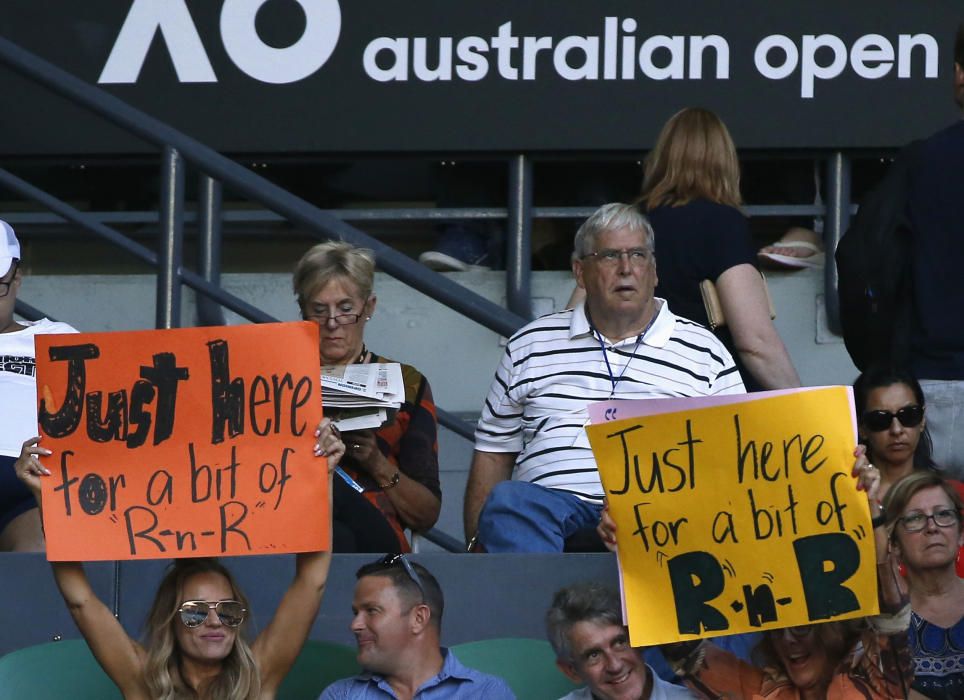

{"left": 0, "top": 638, "right": 359, "bottom": 700}
{"left": 0, "top": 639, "right": 121, "bottom": 700}
{"left": 450, "top": 637, "right": 579, "bottom": 700}
{"left": 277, "top": 639, "right": 360, "bottom": 699}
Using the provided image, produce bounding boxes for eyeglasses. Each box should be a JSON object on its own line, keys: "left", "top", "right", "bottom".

{"left": 581, "top": 248, "right": 651, "bottom": 267}
{"left": 898, "top": 508, "right": 960, "bottom": 533}
{"left": 178, "top": 600, "right": 247, "bottom": 628}
{"left": 0, "top": 262, "right": 18, "bottom": 298}
{"left": 307, "top": 312, "right": 363, "bottom": 326}
{"left": 377, "top": 554, "right": 425, "bottom": 600}
{"left": 860, "top": 405, "right": 924, "bottom": 432}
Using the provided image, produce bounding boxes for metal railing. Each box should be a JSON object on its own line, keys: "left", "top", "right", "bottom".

{"left": 0, "top": 35, "right": 529, "bottom": 337}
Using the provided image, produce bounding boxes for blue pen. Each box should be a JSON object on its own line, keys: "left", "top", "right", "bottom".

{"left": 335, "top": 465, "right": 365, "bottom": 493}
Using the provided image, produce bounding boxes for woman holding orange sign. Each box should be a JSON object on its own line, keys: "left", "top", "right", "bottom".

{"left": 14, "top": 420, "right": 344, "bottom": 700}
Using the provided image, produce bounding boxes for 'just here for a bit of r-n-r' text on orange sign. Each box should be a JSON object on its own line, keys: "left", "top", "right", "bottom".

{"left": 35, "top": 322, "right": 329, "bottom": 561}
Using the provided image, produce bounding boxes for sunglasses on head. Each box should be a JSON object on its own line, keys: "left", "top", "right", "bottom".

{"left": 860, "top": 405, "right": 924, "bottom": 432}
{"left": 376, "top": 554, "right": 426, "bottom": 601}
{"left": 178, "top": 600, "right": 246, "bottom": 628}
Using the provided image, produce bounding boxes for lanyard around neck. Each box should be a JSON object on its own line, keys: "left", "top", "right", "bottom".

{"left": 591, "top": 307, "right": 660, "bottom": 395}
{"left": 595, "top": 330, "right": 643, "bottom": 395}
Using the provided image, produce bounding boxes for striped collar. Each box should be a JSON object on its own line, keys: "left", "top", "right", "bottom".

{"left": 570, "top": 298, "right": 673, "bottom": 348}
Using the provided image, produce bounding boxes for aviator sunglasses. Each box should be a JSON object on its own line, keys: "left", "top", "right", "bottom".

{"left": 376, "top": 553, "right": 426, "bottom": 601}
{"left": 860, "top": 405, "right": 924, "bottom": 432}
{"left": 178, "top": 600, "right": 246, "bottom": 628}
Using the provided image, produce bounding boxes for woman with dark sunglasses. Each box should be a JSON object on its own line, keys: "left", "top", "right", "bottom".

{"left": 853, "top": 365, "right": 943, "bottom": 499}
{"left": 14, "top": 420, "right": 345, "bottom": 700}
{"left": 883, "top": 471, "right": 964, "bottom": 699}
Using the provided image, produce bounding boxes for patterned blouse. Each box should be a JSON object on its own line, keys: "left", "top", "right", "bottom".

{"left": 908, "top": 610, "right": 964, "bottom": 700}
{"left": 340, "top": 350, "right": 440, "bottom": 551}
{"left": 668, "top": 622, "right": 913, "bottom": 699}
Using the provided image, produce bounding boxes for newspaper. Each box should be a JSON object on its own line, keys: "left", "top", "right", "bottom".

{"left": 321, "top": 363, "right": 404, "bottom": 431}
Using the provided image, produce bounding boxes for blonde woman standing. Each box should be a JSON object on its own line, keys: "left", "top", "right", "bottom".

{"left": 640, "top": 107, "right": 799, "bottom": 391}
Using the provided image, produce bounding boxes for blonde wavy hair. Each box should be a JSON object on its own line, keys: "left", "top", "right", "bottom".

{"left": 639, "top": 107, "right": 742, "bottom": 210}
{"left": 144, "top": 559, "right": 260, "bottom": 700}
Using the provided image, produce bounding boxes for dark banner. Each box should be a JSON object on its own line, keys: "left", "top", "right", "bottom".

{"left": 1, "top": 1, "right": 961, "bottom": 156}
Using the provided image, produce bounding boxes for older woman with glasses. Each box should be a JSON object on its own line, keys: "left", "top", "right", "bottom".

{"left": 883, "top": 471, "right": 964, "bottom": 700}
{"left": 15, "top": 421, "right": 344, "bottom": 700}
{"left": 294, "top": 241, "right": 441, "bottom": 553}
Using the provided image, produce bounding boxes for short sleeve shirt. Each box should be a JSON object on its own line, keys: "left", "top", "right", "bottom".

{"left": 319, "top": 648, "right": 516, "bottom": 699}
{"left": 648, "top": 199, "right": 757, "bottom": 328}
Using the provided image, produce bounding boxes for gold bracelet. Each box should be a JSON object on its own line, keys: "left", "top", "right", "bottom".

{"left": 380, "top": 470, "right": 401, "bottom": 490}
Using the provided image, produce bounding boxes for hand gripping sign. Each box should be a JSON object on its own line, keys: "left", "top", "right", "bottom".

{"left": 35, "top": 322, "right": 329, "bottom": 561}
{"left": 587, "top": 386, "right": 877, "bottom": 646}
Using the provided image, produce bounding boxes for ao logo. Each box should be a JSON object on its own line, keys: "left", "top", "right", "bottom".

{"left": 99, "top": 0, "right": 341, "bottom": 85}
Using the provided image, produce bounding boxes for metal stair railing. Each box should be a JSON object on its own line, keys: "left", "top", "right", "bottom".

{"left": 1, "top": 164, "right": 478, "bottom": 445}
{"left": 0, "top": 34, "right": 529, "bottom": 339}
{"left": 0, "top": 35, "right": 508, "bottom": 445}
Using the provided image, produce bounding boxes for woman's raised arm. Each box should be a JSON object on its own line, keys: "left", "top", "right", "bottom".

{"left": 15, "top": 437, "right": 148, "bottom": 698}
{"left": 252, "top": 418, "right": 343, "bottom": 692}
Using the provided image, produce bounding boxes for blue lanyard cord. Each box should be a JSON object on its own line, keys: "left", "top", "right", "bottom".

{"left": 593, "top": 311, "right": 658, "bottom": 395}
{"left": 595, "top": 331, "right": 643, "bottom": 394}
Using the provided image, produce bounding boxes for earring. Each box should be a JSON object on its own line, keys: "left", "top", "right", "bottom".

{"left": 365, "top": 316, "right": 371, "bottom": 320}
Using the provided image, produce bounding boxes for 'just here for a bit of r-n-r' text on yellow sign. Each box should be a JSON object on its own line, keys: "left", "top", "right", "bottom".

{"left": 587, "top": 386, "right": 877, "bottom": 646}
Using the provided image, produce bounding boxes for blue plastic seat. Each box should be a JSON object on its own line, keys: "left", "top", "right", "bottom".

{"left": 277, "top": 639, "right": 360, "bottom": 699}
{"left": 450, "top": 637, "right": 579, "bottom": 700}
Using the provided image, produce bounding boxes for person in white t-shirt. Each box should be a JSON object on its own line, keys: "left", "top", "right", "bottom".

{"left": 547, "top": 583, "right": 694, "bottom": 700}
{"left": 0, "top": 220, "right": 76, "bottom": 551}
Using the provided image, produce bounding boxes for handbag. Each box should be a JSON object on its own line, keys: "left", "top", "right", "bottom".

{"left": 699, "top": 273, "right": 776, "bottom": 331}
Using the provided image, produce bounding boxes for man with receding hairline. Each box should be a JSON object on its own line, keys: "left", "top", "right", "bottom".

{"left": 319, "top": 555, "right": 515, "bottom": 699}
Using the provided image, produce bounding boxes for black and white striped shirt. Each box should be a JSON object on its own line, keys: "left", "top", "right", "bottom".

{"left": 475, "top": 300, "right": 745, "bottom": 502}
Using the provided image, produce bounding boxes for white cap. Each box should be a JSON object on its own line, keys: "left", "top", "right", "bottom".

{"left": 0, "top": 220, "right": 20, "bottom": 277}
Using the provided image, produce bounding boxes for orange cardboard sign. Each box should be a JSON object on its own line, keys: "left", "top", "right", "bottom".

{"left": 35, "top": 322, "right": 329, "bottom": 561}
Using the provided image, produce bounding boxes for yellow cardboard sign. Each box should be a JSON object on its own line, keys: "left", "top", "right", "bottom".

{"left": 587, "top": 387, "right": 877, "bottom": 646}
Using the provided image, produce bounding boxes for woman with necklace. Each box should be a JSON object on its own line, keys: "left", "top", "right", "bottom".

{"left": 883, "top": 471, "right": 964, "bottom": 699}
{"left": 293, "top": 241, "right": 441, "bottom": 553}
{"left": 0, "top": 220, "right": 77, "bottom": 551}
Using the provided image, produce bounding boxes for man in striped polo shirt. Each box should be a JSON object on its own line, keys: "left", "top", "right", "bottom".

{"left": 463, "top": 203, "right": 746, "bottom": 552}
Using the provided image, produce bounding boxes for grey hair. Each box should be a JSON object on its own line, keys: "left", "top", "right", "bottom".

{"left": 293, "top": 241, "right": 375, "bottom": 313}
{"left": 572, "top": 203, "right": 655, "bottom": 262}
{"left": 546, "top": 582, "right": 623, "bottom": 662}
